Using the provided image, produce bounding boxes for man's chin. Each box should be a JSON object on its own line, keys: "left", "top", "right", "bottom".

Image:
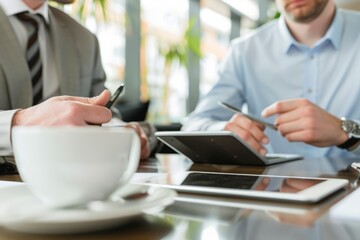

{"left": 285, "top": 9, "right": 322, "bottom": 24}
{"left": 50, "top": 0, "right": 75, "bottom": 4}
{"left": 288, "top": 14, "right": 319, "bottom": 23}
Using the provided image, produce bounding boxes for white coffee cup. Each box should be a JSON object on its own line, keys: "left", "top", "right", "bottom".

{"left": 12, "top": 126, "right": 140, "bottom": 208}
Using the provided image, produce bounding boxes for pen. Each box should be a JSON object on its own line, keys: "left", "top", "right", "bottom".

{"left": 218, "top": 101, "right": 278, "bottom": 131}
{"left": 106, "top": 83, "right": 124, "bottom": 109}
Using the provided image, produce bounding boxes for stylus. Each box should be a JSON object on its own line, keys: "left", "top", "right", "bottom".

{"left": 106, "top": 83, "right": 124, "bottom": 109}
{"left": 218, "top": 101, "right": 278, "bottom": 131}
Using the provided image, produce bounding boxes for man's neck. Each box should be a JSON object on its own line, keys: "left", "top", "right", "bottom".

{"left": 285, "top": 2, "right": 336, "bottom": 48}
{"left": 22, "top": 0, "right": 45, "bottom": 10}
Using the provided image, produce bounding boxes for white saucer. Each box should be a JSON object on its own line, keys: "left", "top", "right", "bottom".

{"left": 0, "top": 184, "right": 176, "bottom": 234}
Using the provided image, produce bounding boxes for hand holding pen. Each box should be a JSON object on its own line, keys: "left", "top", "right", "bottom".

{"left": 219, "top": 101, "right": 277, "bottom": 130}
{"left": 94, "top": 84, "right": 124, "bottom": 126}
{"left": 219, "top": 101, "right": 271, "bottom": 156}
{"left": 106, "top": 83, "right": 124, "bottom": 109}
{"left": 102, "top": 83, "right": 150, "bottom": 159}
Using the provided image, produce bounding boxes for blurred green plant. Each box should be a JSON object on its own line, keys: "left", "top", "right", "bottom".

{"left": 75, "top": 0, "right": 108, "bottom": 22}
{"left": 49, "top": 0, "right": 108, "bottom": 22}
{"left": 157, "top": 18, "right": 202, "bottom": 122}
{"left": 160, "top": 19, "right": 202, "bottom": 68}
{"left": 273, "top": 11, "right": 281, "bottom": 19}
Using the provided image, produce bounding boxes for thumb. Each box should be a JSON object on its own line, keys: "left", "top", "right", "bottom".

{"left": 59, "top": 90, "right": 111, "bottom": 106}
{"left": 89, "top": 90, "right": 111, "bottom": 106}
{"left": 261, "top": 105, "right": 274, "bottom": 118}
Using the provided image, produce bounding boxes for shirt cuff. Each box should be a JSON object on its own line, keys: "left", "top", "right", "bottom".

{"left": 182, "top": 118, "right": 228, "bottom": 131}
{"left": 0, "top": 109, "right": 21, "bottom": 156}
{"left": 349, "top": 140, "right": 360, "bottom": 155}
{"left": 101, "top": 117, "right": 126, "bottom": 127}
{"left": 206, "top": 121, "right": 228, "bottom": 131}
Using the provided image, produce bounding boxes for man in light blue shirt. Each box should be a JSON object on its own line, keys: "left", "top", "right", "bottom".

{"left": 183, "top": 0, "right": 360, "bottom": 158}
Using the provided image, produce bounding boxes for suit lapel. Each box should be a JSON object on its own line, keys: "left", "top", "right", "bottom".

{"left": 48, "top": 7, "right": 80, "bottom": 96}
{"left": 0, "top": 7, "right": 32, "bottom": 108}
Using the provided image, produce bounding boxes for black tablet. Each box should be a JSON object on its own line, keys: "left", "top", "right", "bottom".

{"left": 155, "top": 131, "right": 302, "bottom": 165}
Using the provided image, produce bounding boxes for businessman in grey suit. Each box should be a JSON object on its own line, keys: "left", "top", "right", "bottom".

{"left": 0, "top": 0, "right": 150, "bottom": 159}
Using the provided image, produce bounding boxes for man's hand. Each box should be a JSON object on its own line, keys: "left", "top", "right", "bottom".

{"left": 262, "top": 98, "right": 348, "bottom": 147}
{"left": 224, "top": 114, "right": 269, "bottom": 155}
{"left": 124, "top": 122, "right": 150, "bottom": 161}
{"left": 12, "top": 90, "right": 112, "bottom": 127}
{"left": 12, "top": 90, "right": 150, "bottom": 160}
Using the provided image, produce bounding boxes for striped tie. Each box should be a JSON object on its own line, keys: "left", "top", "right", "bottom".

{"left": 16, "top": 12, "right": 44, "bottom": 105}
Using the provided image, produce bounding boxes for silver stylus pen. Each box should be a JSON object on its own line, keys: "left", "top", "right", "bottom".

{"left": 218, "top": 101, "right": 278, "bottom": 130}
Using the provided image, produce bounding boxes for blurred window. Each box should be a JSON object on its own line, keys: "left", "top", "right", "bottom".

{"left": 141, "top": 0, "right": 189, "bottom": 123}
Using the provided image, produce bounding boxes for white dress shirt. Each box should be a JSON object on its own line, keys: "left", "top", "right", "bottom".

{"left": 0, "top": 0, "right": 60, "bottom": 99}
{"left": 0, "top": 0, "right": 59, "bottom": 155}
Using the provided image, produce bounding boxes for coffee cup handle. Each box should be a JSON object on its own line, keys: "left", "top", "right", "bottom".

{"left": 117, "top": 130, "right": 140, "bottom": 187}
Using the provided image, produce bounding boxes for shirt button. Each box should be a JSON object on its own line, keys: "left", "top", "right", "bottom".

{"left": 310, "top": 55, "right": 314, "bottom": 59}
{"left": 308, "top": 89, "right": 313, "bottom": 93}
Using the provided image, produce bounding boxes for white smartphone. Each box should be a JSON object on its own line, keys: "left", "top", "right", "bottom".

{"left": 138, "top": 171, "right": 348, "bottom": 203}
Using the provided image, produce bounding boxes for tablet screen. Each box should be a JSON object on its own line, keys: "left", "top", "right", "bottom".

{"left": 180, "top": 173, "right": 324, "bottom": 193}
{"left": 140, "top": 171, "right": 348, "bottom": 203}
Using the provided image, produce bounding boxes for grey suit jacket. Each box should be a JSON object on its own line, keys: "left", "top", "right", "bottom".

{"left": 0, "top": 6, "right": 106, "bottom": 110}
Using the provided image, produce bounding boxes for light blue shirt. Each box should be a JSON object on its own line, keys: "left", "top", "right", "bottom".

{"left": 183, "top": 9, "right": 360, "bottom": 158}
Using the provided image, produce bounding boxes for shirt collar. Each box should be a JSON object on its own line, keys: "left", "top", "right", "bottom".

{"left": 278, "top": 9, "right": 343, "bottom": 54}
{"left": 0, "top": 0, "right": 49, "bottom": 23}
{"left": 322, "top": 9, "right": 343, "bottom": 50}
{"left": 278, "top": 15, "right": 295, "bottom": 54}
